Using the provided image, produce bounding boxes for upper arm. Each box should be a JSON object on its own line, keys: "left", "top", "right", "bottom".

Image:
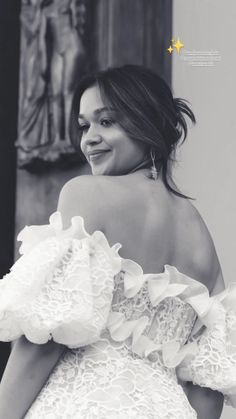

{"left": 196, "top": 240, "right": 225, "bottom": 295}
{"left": 0, "top": 337, "right": 65, "bottom": 418}
{"left": 191, "top": 212, "right": 225, "bottom": 295}
{"left": 57, "top": 175, "right": 105, "bottom": 234}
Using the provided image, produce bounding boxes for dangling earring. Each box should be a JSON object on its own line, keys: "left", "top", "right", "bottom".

{"left": 150, "top": 149, "right": 159, "bottom": 180}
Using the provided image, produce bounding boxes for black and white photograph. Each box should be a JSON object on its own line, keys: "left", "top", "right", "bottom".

{"left": 0, "top": 1, "right": 235, "bottom": 418}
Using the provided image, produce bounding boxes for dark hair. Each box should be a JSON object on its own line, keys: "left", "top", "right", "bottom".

{"left": 70, "top": 64, "right": 196, "bottom": 199}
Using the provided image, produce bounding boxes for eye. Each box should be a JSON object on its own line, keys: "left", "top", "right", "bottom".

{"left": 100, "top": 118, "right": 114, "bottom": 127}
{"left": 77, "top": 123, "right": 89, "bottom": 132}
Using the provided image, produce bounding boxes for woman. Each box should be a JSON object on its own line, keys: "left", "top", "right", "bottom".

{"left": 0, "top": 65, "right": 235, "bottom": 418}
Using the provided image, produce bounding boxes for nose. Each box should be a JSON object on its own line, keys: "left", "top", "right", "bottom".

{"left": 81, "top": 126, "right": 103, "bottom": 149}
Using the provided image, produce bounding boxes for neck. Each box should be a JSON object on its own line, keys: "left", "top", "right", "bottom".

{"left": 128, "top": 157, "right": 163, "bottom": 181}
{"left": 129, "top": 157, "right": 151, "bottom": 174}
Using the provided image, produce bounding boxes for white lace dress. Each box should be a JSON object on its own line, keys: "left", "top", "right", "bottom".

{"left": 0, "top": 212, "right": 236, "bottom": 419}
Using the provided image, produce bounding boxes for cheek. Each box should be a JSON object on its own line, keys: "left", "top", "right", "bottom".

{"left": 105, "top": 129, "right": 147, "bottom": 162}
{"left": 80, "top": 136, "right": 86, "bottom": 154}
{"left": 127, "top": 141, "right": 147, "bottom": 160}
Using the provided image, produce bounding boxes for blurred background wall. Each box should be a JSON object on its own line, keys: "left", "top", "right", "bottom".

{"left": 172, "top": 1, "right": 236, "bottom": 418}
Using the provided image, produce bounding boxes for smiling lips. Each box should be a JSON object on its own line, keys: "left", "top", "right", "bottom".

{"left": 87, "top": 150, "right": 111, "bottom": 161}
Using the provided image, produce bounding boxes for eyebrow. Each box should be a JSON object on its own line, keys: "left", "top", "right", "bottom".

{"left": 78, "top": 107, "right": 117, "bottom": 120}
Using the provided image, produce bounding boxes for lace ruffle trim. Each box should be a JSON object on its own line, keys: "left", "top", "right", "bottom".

{"left": 108, "top": 261, "right": 234, "bottom": 351}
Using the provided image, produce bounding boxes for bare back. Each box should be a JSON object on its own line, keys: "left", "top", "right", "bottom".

{"left": 59, "top": 172, "right": 224, "bottom": 294}
{"left": 96, "top": 172, "right": 223, "bottom": 293}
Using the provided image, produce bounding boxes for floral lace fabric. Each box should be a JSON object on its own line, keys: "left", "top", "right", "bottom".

{"left": 1, "top": 212, "right": 236, "bottom": 418}
{"left": 24, "top": 273, "right": 197, "bottom": 419}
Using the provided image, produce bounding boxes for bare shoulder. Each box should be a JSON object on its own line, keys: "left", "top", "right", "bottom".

{"left": 57, "top": 174, "right": 110, "bottom": 232}
{"left": 59, "top": 174, "right": 105, "bottom": 200}
{"left": 185, "top": 202, "right": 225, "bottom": 294}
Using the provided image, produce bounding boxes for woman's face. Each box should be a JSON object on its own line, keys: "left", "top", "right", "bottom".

{"left": 79, "top": 84, "right": 147, "bottom": 176}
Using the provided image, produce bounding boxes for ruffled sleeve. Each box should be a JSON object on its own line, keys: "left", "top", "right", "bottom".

{"left": 0, "top": 212, "right": 122, "bottom": 348}
{"left": 176, "top": 282, "right": 236, "bottom": 408}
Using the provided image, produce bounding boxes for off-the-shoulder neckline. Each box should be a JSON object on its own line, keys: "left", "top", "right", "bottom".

{"left": 17, "top": 210, "right": 232, "bottom": 299}
{"left": 14, "top": 210, "right": 236, "bottom": 356}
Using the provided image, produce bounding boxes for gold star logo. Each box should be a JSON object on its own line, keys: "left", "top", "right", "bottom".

{"left": 171, "top": 38, "right": 175, "bottom": 44}
{"left": 167, "top": 45, "right": 174, "bottom": 54}
{"left": 173, "top": 38, "right": 184, "bottom": 54}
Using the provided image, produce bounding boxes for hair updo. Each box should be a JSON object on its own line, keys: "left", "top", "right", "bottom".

{"left": 70, "top": 64, "right": 196, "bottom": 199}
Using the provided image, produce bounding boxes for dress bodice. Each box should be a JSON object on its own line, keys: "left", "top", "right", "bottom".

{"left": 23, "top": 270, "right": 199, "bottom": 419}
{"left": 112, "top": 271, "right": 197, "bottom": 364}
